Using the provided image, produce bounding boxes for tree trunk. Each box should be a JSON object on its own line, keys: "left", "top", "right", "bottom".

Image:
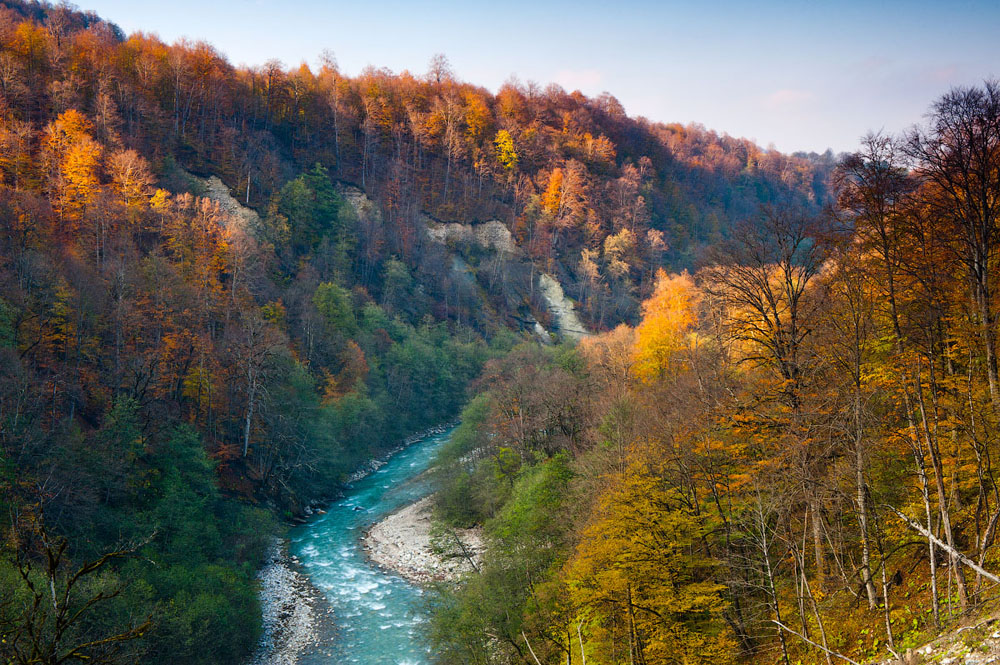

{"left": 888, "top": 284, "right": 941, "bottom": 624}
{"left": 976, "top": 271, "right": 1000, "bottom": 410}
{"left": 915, "top": 361, "right": 970, "bottom": 610}
{"left": 855, "top": 389, "right": 879, "bottom": 609}
{"left": 242, "top": 378, "right": 256, "bottom": 457}
{"left": 887, "top": 505, "right": 1000, "bottom": 584}
{"left": 759, "top": 505, "right": 792, "bottom": 665}
{"left": 812, "top": 497, "right": 826, "bottom": 590}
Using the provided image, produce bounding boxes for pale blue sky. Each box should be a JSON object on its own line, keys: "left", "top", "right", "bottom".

{"left": 80, "top": 0, "right": 999, "bottom": 154}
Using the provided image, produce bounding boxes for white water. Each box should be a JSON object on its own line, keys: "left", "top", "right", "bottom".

{"left": 290, "top": 431, "right": 452, "bottom": 664}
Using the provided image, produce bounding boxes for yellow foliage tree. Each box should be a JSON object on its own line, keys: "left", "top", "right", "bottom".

{"left": 43, "top": 109, "right": 102, "bottom": 224}
{"left": 604, "top": 228, "right": 637, "bottom": 279}
{"left": 565, "top": 466, "right": 735, "bottom": 665}
{"left": 108, "top": 148, "right": 155, "bottom": 212}
{"left": 633, "top": 269, "right": 699, "bottom": 382}
{"left": 61, "top": 138, "right": 101, "bottom": 218}
{"left": 493, "top": 129, "right": 518, "bottom": 171}
{"left": 542, "top": 167, "right": 563, "bottom": 217}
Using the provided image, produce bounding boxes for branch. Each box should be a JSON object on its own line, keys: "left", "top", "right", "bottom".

{"left": 449, "top": 529, "right": 479, "bottom": 574}
{"left": 522, "top": 630, "right": 543, "bottom": 665}
{"left": 885, "top": 505, "right": 1000, "bottom": 584}
{"left": 772, "top": 620, "right": 860, "bottom": 665}
{"left": 57, "top": 617, "right": 152, "bottom": 665}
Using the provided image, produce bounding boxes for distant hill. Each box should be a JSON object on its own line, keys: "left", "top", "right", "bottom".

{"left": 0, "top": 0, "right": 834, "bottom": 332}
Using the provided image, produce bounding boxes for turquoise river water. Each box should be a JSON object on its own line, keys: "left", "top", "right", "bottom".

{"left": 290, "top": 429, "right": 452, "bottom": 665}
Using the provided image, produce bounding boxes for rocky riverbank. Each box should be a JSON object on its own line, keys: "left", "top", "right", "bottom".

{"left": 248, "top": 425, "right": 461, "bottom": 665}
{"left": 247, "top": 542, "right": 336, "bottom": 665}
{"left": 362, "top": 495, "right": 483, "bottom": 585}
{"left": 290, "top": 423, "right": 457, "bottom": 524}
{"left": 344, "top": 423, "right": 457, "bottom": 484}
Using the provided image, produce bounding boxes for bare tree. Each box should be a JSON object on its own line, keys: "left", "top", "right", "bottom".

{"left": 905, "top": 81, "right": 1000, "bottom": 409}
{"left": 427, "top": 53, "right": 454, "bottom": 85}
{"left": 702, "top": 206, "right": 833, "bottom": 410}
{"left": 230, "top": 310, "right": 284, "bottom": 458}
{"left": 1, "top": 519, "right": 151, "bottom": 665}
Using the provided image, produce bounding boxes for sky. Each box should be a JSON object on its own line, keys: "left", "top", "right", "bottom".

{"left": 78, "top": 0, "right": 1000, "bottom": 155}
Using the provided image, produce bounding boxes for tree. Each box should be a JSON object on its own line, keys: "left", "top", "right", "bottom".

{"left": 427, "top": 53, "right": 453, "bottom": 85}
{"left": 566, "top": 465, "right": 735, "bottom": 665}
{"left": 0, "top": 520, "right": 151, "bottom": 665}
{"left": 313, "top": 281, "right": 358, "bottom": 338}
{"left": 43, "top": 110, "right": 102, "bottom": 226}
{"left": 230, "top": 310, "right": 285, "bottom": 458}
{"left": 819, "top": 244, "right": 881, "bottom": 609}
{"left": 494, "top": 129, "right": 518, "bottom": 172}
{"left": 633, "top": 270, "right": 698, "bottom": 382}
{"left": 905, "top": 81, "right": 1000, "bottom": 408}
{"left": 603, "top": 228, "right": 637, "bottom": 281}
{"left": 0, "top": 116, "right": 33, "bottom": 191}
{"left": 107, "top": 149, "right": 154, "bottom": 214}
{"left": 702, "top": 207, "right": 832, "bottom": 409}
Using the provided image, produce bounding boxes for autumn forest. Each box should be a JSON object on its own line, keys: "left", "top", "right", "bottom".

{"left": 1, "top": 1, "right": 1000, "bottom": 664}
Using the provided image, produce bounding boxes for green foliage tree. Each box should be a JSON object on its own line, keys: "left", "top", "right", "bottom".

{"left": 277, "top": 163, "right": 351, "bottom": 259}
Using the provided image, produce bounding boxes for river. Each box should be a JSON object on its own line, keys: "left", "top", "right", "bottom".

{"left": 289, "top": 429, "right": 452, "bottom": 665}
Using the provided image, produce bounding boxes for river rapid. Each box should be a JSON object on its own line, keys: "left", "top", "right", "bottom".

{"left": 289, "top": 429, "right": 452, "bottom": 665}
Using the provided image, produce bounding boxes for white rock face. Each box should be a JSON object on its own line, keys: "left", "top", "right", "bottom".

{"left": 316, "top": 184, "right": 578, "bottom": 343}
{"left": 538, "top": 273, "right": 588, "bottom": 340}
{"left": 198, "top": 175, "right": 261, "bottom": 231}
{"left": 424, "top": 219, "right": 515, "bottom": 253}
{"left": 338, "top": 186, "right": 514, "bottom": 256}
{"left": 534, "top": 320, "right": 554, "bottom": 344}
{"left": 339, "top": 185, "right": 383, "bottom": 225}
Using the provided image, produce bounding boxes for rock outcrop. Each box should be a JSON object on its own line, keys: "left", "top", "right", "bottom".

{"left": 424, "top": 219, "right": 516, "bottom": 254}
{"left": 538, "top": 273, "right": 589, "bottom": 340}
{"left": 197, "top": 175, "right": 261, "bottom": 231}
{"left": 323, "top": 184, "right": 584, "bottom": 342}
{"left": 338, "top": 184, "right": 383, "bottom": 226}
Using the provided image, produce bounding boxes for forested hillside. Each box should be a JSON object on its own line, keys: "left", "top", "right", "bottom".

{"left": 0, "top": 0, "right": 833, "bottom": 329}
{"left": 429, "top": 83, "right": 1000, "bottom": 664}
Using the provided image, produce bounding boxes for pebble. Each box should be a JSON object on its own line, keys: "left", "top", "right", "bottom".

{"left": 247, "top": 542, "right": 325, "bottom": 665}
{"left": 361, "top": 495, "right": 483, "bottom": 586}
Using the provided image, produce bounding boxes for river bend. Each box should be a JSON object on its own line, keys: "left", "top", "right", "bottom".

{"left": 290, "top": 430, "right": 451, "bottom": 665}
